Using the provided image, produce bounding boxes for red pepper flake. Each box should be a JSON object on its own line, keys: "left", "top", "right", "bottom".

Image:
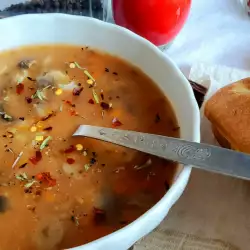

{"left": 112, "top": 117, "right": 122, "bottom": 127}
{"left": 69, "top": 110, "right": 78, "bottom": 116}
{"left": 72, "top": 87, "right": 83, "bottom": 96}
{"left": 43, "top": 126, "right": 53, "bottom": 131}
{"left": 29, "top": 151, "right": 42, "bottom": 165}
{"left": 100, "top": 93, "right": 104, "bottom": 100}
{"left": 35, "top": 172, "right": 56, "bottom": 187}
{"left": 88, "top": 99, "right": 94, "bottom": 104}
{"left": 67, "top": 158, "right": 75, "bottom": 164}
{"left": 25, "top": 97, "right": 32, "bottom": 104}
{"left": 65, "top": 100, "right": 73, "bottom": 106}
{"left": 64, "top": 145, "right": 76, "bottom": 154}
{"left": 16, "top": 83, "right": 24, "bottom": 94}
{"left": 100, "top": 102, "right": 110, "bottom": 110}
{"left": 93, "top": 207, "right": 106, "bottom": 224}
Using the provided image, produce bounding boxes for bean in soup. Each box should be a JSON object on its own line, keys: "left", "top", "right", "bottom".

{"left": 0, "top": 45, "right": 180, "bottom": 250}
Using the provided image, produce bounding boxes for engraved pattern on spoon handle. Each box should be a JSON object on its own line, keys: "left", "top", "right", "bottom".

{"left": 74, "top": 125, "right": 212, "bottom": 165}
{"left": 74, "top": 125, "right": 250, "bottom": 180}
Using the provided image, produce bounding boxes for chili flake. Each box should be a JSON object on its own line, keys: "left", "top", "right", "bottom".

{"left": 69, "top": 110, "right": 78, "bottom": 116}
{"left": 112, "top": 117, "right": 122, "bottom": 127}
{"left": 29, "top": 151, "right": 42, "bottom": 165}
{"left": 16, "top": 83, "right": 24, "bottom": 94}
{"left": 25, "top": 97, "right": 32, "bottom": 104}
{"left": 35, "top": 172, "right": 56, "bottom": 187}
{"left": 64, "top": 145, "right": 76, "bottom": 154}
{"left": 72, "top": 87, "right": 83, "bottom": 96}
{"left": 100, "top": 102, "right": 110, "bottom": 110}
{"left": 67, "top": 158, "right": 75, "bottom": 164}
{"left": 65, "top": 100, "right": 75, "bottom": 107}
{"left": 93, "top": 207, "right": 106, "bottom": 224}
{"left": 88, "top": 99, "right": 94, "bottom": 104}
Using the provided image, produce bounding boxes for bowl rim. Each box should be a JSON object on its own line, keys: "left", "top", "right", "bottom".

{"left": 0, "top": 13, "right": 200, "bottom": 249}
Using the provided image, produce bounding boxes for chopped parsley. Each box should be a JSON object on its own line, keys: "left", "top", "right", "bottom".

{"left": 40, "top": 136, "right": 52, "bottom": 151}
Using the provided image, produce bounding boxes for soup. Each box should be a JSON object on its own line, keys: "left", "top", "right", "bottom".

{"left": 0, "top": 45, "right": 179, "bottom": 250}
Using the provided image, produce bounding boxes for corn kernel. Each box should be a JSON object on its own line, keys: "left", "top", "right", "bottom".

{"left": 87, "top": 79, "right": 94, "bottom": 85}
{"left": 35, "top": 135, "right": 44, "bottom": 141}
{"left": 55, "top": 88, "right": 63, "bottom": 96}
{"left": 69, "top": 62, "right": 76, "bottom": 69}
{"left": 76, "top": 144, "right": 83, "bottom": 151}
{"left": 30, "top": 126, "right": 37, "bottom": 132}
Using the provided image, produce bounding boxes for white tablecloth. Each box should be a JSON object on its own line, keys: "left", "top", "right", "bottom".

{"left": 168, "top": 0, "right": 250, "bottom": 75}
{"left": 1, "top": 1, "right": 250, "bottom": 249}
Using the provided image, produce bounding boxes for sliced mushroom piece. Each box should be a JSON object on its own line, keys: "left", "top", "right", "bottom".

{"left": 37, "top": 71, "right": 70, "bottom": 89}
{"left": 0, "top": 103, "right": 13, "bottom": 122}
{"left": 36, "top": 75, "right": 54, "bottom": 89}
{"left": 0, "top": 195, "right": 9, "bottom": 213}
{"left": 34, "top": 218, "right": 64, "bottom": 250}
{"left": 94, "top": 185, "right": 124, "bottom": 225}
{"left": 17, "top": 59, "right": 36, "bottom": 69}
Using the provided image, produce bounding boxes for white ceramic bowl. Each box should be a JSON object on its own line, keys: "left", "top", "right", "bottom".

{"left": 0, "top": 14, "right": 200, "bottom": 250}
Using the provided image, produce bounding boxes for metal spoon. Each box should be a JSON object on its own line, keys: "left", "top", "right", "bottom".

{"left": 73, "top": 125, "right": 250, "bottom": 181}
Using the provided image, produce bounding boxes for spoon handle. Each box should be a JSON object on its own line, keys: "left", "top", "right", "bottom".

{"left": 73, "top": 125, "right": 250, "bottom": 180}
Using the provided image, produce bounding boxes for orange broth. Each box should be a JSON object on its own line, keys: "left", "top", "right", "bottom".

{"left": 0, "top": 45, "right": 180, "bottom": 250}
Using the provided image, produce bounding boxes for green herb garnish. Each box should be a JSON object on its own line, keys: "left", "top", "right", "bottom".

{"left": 32, "top": 85, "right": 51, "bottom": 101}
{"left": 92, "top": 89, "right": 99, "bottom": 104}
{"left": 16, "top": 172, "right": 28, "bottom": 181}
{"left": 24, "top": 180, "right": 37, "bottom": 188}
{"left": 3, "top": 113, "right": 13, "bottom": 121}
{"left": 84, "top": 164, "right": 90, "bottom": 171}
{"left": 71, "top": 215, "right": 80, "bottom": 226}
{"left": 40, "top": 136, "right": 52, "bottom": 151}
{"left": 74, "top": 62, "right": 95, "bottom": 82}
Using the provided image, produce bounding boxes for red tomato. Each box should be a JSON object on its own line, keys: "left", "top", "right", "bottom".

{"left": 113, "top": 0, "right": 191, "bottom": 46}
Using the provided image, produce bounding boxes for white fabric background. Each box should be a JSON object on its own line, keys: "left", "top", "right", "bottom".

{"left": 168, "top": 0, "right": 250, "bottom": 75}
{"left": 1, "top": 1, "right": 250, "bottom": 249}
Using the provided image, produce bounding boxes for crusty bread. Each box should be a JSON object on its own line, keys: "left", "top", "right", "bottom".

{"left": 204, "top": 78, "right": 250, "bottom": 153}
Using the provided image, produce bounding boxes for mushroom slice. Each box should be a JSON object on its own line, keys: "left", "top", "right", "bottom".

{"left": 17, "top": 59, "right": 36, "bottom": 69}
{"left": 0, "top": 195, "right": 9, "bottom": 213}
